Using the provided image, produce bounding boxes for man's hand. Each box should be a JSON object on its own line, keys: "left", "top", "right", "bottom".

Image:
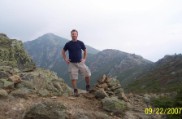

{"left": 64, "top": 58, "right": 70, "bottom": 64}
{"left": 81, "top": 58, "right": 86, "bottom": 63}
{"left": 62, "top": 49, "right": 70, "bottom": 64}
{"left": 81, "top": 49, "right": 87, "bottom": 63}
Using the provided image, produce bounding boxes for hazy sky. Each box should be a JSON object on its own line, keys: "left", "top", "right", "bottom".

{"left": 0, "top": 0, "right": 182, "bottom": 62}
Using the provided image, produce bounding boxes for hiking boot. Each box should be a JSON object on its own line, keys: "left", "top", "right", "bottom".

{"left": 74, "top": 89, "right": 79, "bottom": 97}
{"left": 86, "top": 85, "right": 90, "bottom": 92}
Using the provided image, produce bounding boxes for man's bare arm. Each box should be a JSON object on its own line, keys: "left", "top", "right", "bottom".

{"left": 61, "top": 49, "right": 70, "bottom": 64}
{"left": 82, "top": 49, "right": 87, "bottom": 63}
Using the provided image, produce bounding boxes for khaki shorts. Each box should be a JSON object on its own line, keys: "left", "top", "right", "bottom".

{"left": 68, "top": 62, "right": 91, "bottom": 80}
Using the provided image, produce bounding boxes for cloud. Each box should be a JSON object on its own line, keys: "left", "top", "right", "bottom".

{"left": 0, "top": 0, "right": 182, "bottom": 61}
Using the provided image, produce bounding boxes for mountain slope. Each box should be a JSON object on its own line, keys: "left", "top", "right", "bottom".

{"left": 126, "top": 54, "right": 182, "bottom": 93}
{"left": 24, "top": 33, "right": 153, "bottom": 89}
{"left": 87, "top": 49, "right": 153, "bottom": 87}
{"left": 24, "top": 33, "right": 68, "bottom": 68}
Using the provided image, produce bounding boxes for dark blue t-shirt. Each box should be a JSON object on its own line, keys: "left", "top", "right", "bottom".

{"left": 63, "top": 40, "right": 86, "bottom": 63}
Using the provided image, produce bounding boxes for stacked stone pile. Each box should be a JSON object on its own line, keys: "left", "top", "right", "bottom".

{"left": 91, "top": 75, "right": 128, "bottom": 102}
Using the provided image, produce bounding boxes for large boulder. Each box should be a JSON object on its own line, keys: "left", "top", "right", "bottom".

{"left": 0, "top": 89, "right": 8, "bottom": 98}
{"left": 9, "top": 75, "right": 22, "bottom": 83}
{"left": 0, "top": 34, "right": 71, "bottom": 98}
{"left": 19, "top": 68, "right": 72, "bottom": 96}
{"left": 101, "top": 97, "right": 126, "bottom": 114}
{"left": 0, "top": 68, "right": 71, "bottom": 97}
{"left": 10, "top": 88, "right": 32, "bottom": 98}
{"left": 0, "top": 78, "right": 14, "bottom": 88}
{"left": 23, "top": 100, "right": 68, "bottom": 119}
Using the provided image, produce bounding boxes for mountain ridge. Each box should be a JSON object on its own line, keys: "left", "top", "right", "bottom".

{"left": 87, "top": 49, "right": 153, "bottom": 87}
{"left": 23, "top": 33, "right": 153, "bottom": 89}
{"left": 126, "top": 54, "right": 182, "bottom": 93}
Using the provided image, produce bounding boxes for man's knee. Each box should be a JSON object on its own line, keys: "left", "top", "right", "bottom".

{"left": 72, "top": 79, "right": 77, "bottom": 82}
{"left": 85, "top": 76, "right": 90, "bottom": 79}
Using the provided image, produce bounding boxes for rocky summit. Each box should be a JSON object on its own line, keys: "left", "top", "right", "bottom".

{"left": 0, "top": 34, "right": 169, "bottom": 119}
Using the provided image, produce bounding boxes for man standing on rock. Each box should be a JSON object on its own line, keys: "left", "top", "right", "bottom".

{"left": 62, "top": 29, "right": 91, "bottom": 96}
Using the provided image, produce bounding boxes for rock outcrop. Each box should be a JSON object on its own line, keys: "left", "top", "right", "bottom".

{"left": 0, "top": 33, "right": 35, "bottom": 71}
{"left": 0, "top": 34, "right": 71, "bottom": 98}
{"left": 101, "top": 97, "right": 125, "bottom": 114}
{"left": 23, "top": 100, "right": 68, "bottom": 119}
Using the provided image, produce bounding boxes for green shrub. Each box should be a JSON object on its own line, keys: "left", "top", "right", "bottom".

{"left": 151, "top": 89, "right": 182, "bottom": 119}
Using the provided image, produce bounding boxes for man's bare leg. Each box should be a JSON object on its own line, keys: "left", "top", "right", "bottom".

{"left": 72, "top": 79, "right": 78, "bottom": 96}
{"left": 72, "top": 79, "right": 77, "bottom": 89}
{"left": 85, "top": 76, "right": 90, "bottom": 85}
{"left": 85, "top": 76, "right": 90, "bottom": 91}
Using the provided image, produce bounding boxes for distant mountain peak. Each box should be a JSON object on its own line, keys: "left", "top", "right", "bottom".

{"left": 30, "top": 33, "right": 69, "bottom": 45}
{"left": 41, "top": 33, "right": 57, "bottom": 37}
{"left": 38, "top": 33, "right": 61, "bottom": 39}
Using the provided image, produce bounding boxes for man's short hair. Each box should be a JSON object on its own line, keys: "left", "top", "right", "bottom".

{"left": 71, "top": 29, "right": 78, "bottom": 34}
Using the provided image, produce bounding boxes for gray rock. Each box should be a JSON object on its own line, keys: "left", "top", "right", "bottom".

{"left": 52, "top": 81, "right": 63, "bottom": 92}
{"left": 15, "top": 80, "right": 34, "bottom": 89}
{"left": 126, "top": 102, "right": 133, "bottom": 110}
{"left": 110, "top": 84, "right": 121, "bottom": 91}
{"left": 143, "top": 94, "right": 151, "bottom": 107}
{"left": 0, "top": 89, "right": 8, "bottom": 98}
{"left": 0, "top": 81, "right": 4, "bottom": 88}
{"left": 9, "top": 75, "right": 22, "bottom": 83}
{"left": 106, "top": 91, "right": 115, "bottom": 96}
{"left": 123, "top": 111, "right": 136, "bottom": 119}
{"left": 114, "top": 88, "right": 124, "bottom": 94}
{"left": 23, "top": 100, "right": 67, "bottom": 119}
{"left": 19, "top": 69, "right": 71, "bottom": 96}
{"left": 74, "top": 111, "right": 109, "bottom": 119}
{"left": 101, "top": 97, "right": 126, "bottom": 114}
{"left": 0, "top": 78, "right": 14, "bottom": 88}
{"left": 10, "top": 88, "right": 31, "bottom": 98}
{"left": 105, "top": 77, "right": 112, "bottom": 83}
{"left": 97, "top": 74, "right": 107, "bottom": 83}
{"left": 38, "top": 89, "right": 50, "bottom": 97}
{"left": 118, "top": 92, "right": 129, "bottom": 102}
{"left": 107, "top": 78, "right": 120, "bottom": 87}
{"left": 0, "top": 71, "right": 10, "bottom": 78}
{"left": 99, "top": 83, "right": 108, "bottom": 89}
{"left": 75, "top": 113, "right": 89, "bottom": 119}
{"left": 95, "top": 88, "right": 109, "bottom": 99}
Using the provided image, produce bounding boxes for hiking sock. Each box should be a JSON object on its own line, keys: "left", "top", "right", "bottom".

{"left": 86, "top": 85, "right": 90, "bottom": 92}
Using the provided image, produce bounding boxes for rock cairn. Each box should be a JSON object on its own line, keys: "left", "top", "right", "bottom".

{"left": 91, "top": 75, "right": 128, "bottom": 102}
